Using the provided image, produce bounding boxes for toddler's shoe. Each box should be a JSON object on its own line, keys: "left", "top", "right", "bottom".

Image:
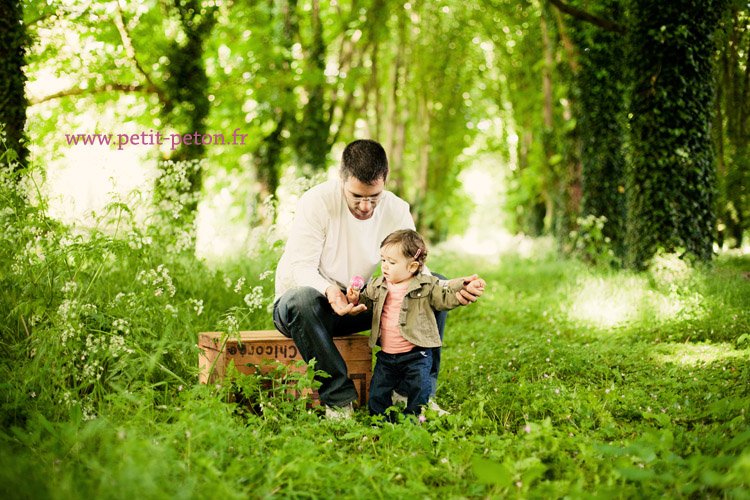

{"left": 325, "top": 402, "right": 354, "bottom": 421}
{"left": 391, "top": 391, "right": 408, "bottom": 406}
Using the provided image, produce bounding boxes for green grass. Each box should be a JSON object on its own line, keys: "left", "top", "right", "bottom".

{"left": 2, "top": 245, "right": 748, "bottom": 499}
{"left": 432, "top": 250, "right": 749, "bottom": 498}
{"left": 1, "top": 161, "right": 748, "bottom": 498}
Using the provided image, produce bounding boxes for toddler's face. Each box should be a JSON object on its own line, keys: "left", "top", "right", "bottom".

{"left": 380, "top": 244, "right": 418, "bottom": 285}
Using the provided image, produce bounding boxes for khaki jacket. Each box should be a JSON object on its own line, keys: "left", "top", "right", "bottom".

{"left": 359, "top": 274, "right": 464, "bottom": 349}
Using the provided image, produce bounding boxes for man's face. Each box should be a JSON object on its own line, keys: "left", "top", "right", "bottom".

{"left": 341, "top": 174, "right": 385, "bottom": 220}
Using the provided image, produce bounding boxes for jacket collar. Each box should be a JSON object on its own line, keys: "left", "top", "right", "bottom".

{"left": 371, "top": 273, "right": 431, "bottom": 293}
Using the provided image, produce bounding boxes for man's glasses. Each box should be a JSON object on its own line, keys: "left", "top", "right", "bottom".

{"left": 345, "top": 189, "right": 383, "bottom": 205}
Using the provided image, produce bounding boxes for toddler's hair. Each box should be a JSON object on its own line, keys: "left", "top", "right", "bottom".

{"left": 380, "top": 229, "right": 428, "bottom": 274}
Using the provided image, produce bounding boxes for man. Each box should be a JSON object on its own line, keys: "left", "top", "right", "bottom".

{"left": 273, "top": 139, "right": 484, "bottom": 419}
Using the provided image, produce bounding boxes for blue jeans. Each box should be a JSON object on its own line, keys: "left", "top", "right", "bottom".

{"left": 272, "top": 275, "right": 449, "bottom": 407}
{"left": 369, "top": 348, "right": 432, "bottom": 420}
{"left": 273, "top": 287, "right": 372, "bottom": 407}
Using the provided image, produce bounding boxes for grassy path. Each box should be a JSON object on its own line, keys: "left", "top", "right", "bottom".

{"left": 1, "top": 251, "right": 748, "bottom": 499}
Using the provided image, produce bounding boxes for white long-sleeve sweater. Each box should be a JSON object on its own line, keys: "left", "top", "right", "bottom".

{"left": 274, "top": 178, "right": 416, "bottom": 302}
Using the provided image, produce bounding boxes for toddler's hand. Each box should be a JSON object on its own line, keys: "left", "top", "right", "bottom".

{"left": 346, "top": 286, "right": 360, "bottom": 305}
{"left": 454, "top": 274, "right": 486, "bottom": 305}
{"left": 466, "top": 278, "right": 486, "bottom": 291}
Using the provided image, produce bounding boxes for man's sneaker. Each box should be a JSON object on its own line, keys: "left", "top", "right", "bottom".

{"left": 391, "top": 391, "right": 408, "bottom": 406}
{"left": 427, "top": 399, "right": 450, "bottom": 416}
{"left": 325, "top": 402, "right": 354, "bottom": 421}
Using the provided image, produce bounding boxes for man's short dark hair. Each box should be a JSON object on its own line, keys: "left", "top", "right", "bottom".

{"left": 341, "top": 139, "right": 389, "bottom": 184}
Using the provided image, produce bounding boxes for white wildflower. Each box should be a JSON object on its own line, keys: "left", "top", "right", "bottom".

{"left": 112, "top": 318, "right": 130, "bottom": 334}
{"left": 223, "top": 314, "right": 240, "bottom": 335}
{"left": 57, "top": 299, "right": 79, "bottom": 322}
{"left": 259, "top": 270, "right": 274, "bottom": 281}
{"left": 243, "top": 286, "right": 264, "bottom": 310}
{"left": 61, "top": 281, "right": 78, "bottom": 295}
{"left": 189, "top": 298, "right": 204, "bottom": 316}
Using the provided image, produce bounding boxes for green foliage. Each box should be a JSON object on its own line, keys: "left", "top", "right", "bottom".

{"left": 625, "top": 0, "right": 726, "bottom": 268}
{"left": 19, "top": 0, "right": 747, "bottom": 262}
{"left": 484, "top": 0, "right": 552, "bottom": 236}
{"left": 569, "top": 214, "right": 618, "bottom": 267}
{"left": 435, "top": 249, "right": 749, "bottom": 498}
{"left": 225, "top": 358, "right": 325, "bottom": 421}
{"left": 361, "top": 0, "right": 493, "bottom": 241}
{"left": 713, "top": 5, "right": 750, "bottom": 249}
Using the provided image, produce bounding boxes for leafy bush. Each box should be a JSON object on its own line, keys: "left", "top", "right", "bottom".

{"left": 0, "top": 143, "right": 280, "bottom": 425}
{"left": 569, "top": 214, "right": 618, "bottom": 267}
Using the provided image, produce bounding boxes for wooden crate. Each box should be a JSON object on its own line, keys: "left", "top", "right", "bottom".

{"left": 199, "top": 330, "right": 372, "bottom": 408}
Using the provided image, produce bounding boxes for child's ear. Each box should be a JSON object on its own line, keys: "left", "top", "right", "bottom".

{"left": 409, "top": 261, "right": 420, "bottom": 274}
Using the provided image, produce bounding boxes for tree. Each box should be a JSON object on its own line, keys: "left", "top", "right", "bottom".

{"left": 0, "top": 0, "right": 30, "bottom": 170}
{"left": 563, "top": 0, "right": 627, "bottom": 259}
{"left": 543, "top": 2, "right": 582, "bottom": 253}
{"left": 551, "top": 0, "right": 727, "bottom": 266}
{"left": 158, "top": 0, "right": 218, "bottom": 217}
{"left": 211, "top": 0, "right": 389, "bottom": 210}
{"left": 625, "top": 0, "right": 726, "bottom": 267}
{"left": 367, "top": 0, "right": 488, "bottom": 240}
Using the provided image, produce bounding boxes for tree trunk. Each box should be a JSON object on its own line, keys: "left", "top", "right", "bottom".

{"left": 386, "top": 11, "right": 408, "bottom": 197}
{"left": 0, "top": 0, "right": 30, "bottom": 172}
{"left": 253, "top": 0, "right": 298, "bottom": 207}
{"left": 625, "top": 0, "right": 725, "bottom": 267}
{"left": 570, "top": 0, "right": 627, "bottom": 259}
{"left": 540, "top": 11, "right": 556, "bottom": 235}
{"left": 158, "top": 0, "right": 218, "bottom": 221}
{"left": 296, "top": 0, "right": 331, "bottom": 170}
{"left": 415, "top": 94, "right": 431, "bottom": 235}
{"left": 541, "top": 15, "right": 554, "bottom": 131}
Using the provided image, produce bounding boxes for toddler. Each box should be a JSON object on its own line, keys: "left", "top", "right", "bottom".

{"left": 347, "top": 229, "right": 484, "bottom": 420}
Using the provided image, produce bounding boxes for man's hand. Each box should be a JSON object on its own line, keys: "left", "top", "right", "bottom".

{"left": 326, "top": 285, "right": 367, "bottom": 316}
{"left": 451, "top": 274, "right": 486, "bottom": 305}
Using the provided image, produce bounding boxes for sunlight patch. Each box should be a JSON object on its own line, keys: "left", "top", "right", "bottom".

{"left": 655, "top": 342, "right": 746, "bottom": 366}
{"left": 43, "top": 142, "right": 156, "bottom": 227}
{"left": 565, "top": 275, "right": 705, "bottom": 328}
